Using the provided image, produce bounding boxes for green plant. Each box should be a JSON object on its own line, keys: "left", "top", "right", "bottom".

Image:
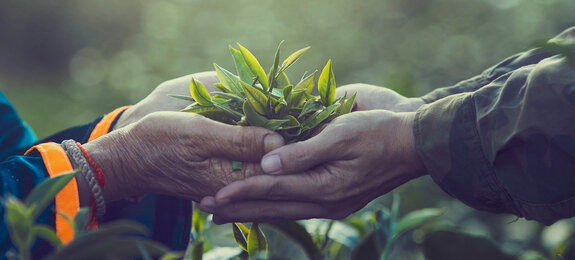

{"left": 2, "top": 172, "right": 172, "bottom": 260}
{"left": 169, "top": 41, "right": 356, "bottom": 144}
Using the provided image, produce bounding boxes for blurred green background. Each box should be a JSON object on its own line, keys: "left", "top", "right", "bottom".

{"left": 1, "top": 0, "right": 575, "bottom": 258}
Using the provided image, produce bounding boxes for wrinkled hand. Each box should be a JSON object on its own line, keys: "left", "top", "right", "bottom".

{"left": 336, "top": 83, "right": 424, "bottom": 112}
{"left": 83, "top": 111, "right": 284, "bottom": 203}
{"left": 200, "top": 110, "right": 426, "bottom": 223}
{"left": 113, "top": 72, "right": 219, "bottom": 130}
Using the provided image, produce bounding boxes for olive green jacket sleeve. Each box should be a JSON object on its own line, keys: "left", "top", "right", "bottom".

{"left": 414, "top": 27, "right": 575, "bottom": 225}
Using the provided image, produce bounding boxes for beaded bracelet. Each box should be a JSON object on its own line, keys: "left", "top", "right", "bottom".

{"left": 61, "top": 140, "right": 106, "bottom": 218}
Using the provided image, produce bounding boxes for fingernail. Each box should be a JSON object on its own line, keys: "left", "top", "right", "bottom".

{"left": 262, "top": 155, "right": 282, "bottom": 174}
{"left": 264, "top": 134, "right": 284, "bottom": 153}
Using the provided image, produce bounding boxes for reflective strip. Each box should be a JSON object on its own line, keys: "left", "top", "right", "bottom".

{"left": 25, "top": 142, "right": 77, "bottom": 245}
{"left": 88, "top": 106, "right": 131, "bottom": 142}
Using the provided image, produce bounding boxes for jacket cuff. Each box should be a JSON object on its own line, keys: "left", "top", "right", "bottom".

{"left": 414, "top": 93, "right": 518, "bottom": 216}
{"left": 24, "top": 142, "right": 77, "bottom": 245}
{"left": 87, "top": 106, "right": 131, "bottom": 142}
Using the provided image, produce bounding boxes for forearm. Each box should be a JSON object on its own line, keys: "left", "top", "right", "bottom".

{"left": 415, "top": 52, "right": 575, "bottom": 224}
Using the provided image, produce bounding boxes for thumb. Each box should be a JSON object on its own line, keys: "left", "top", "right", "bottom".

{"left": 202, "top": 121, "right": 285, "bottom": 162}
{"left": 261, "top": 131, "right": 339, "bottom": 175}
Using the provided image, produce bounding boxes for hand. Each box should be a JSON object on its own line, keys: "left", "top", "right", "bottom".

{"left": 82, "top": 111, "right": 284, "bottom": 203}
{"left": 113, "top": 71, "right": 219, "bottom": 130}
{"left": 200, "top": 110, "right": 426, "bottom": 223}
{"left": 336, "top": 83, "right": 424, "bottom": 112}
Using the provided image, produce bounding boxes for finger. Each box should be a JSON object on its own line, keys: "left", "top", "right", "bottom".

{"left": 199, "top": 196, "right": 216, "bottom": 213}
{"left": 260, "top": 127, "right": 345, "bottom": 175}
{"left": 210, "top": 200, "right": 329, "bottom": 224}
{"left": 214, "top": 172, "right": 331, "bottom": 204}
{"left": 191, "top": 116, "right": 285, "bottom": 162}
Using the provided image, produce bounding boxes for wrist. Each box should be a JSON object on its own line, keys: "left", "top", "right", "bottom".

{"left": 396, "top": 112, "right": 427, "bottom": 178}
{"left": 83, "top": 131, "right": 143, "bottom": 202}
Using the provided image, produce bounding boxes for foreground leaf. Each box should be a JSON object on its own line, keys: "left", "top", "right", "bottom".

{"left": 241, "top": 80, "right": 269, "bottom": 115}
{"left": 318, "top": 60, "right": 336, "bottom": 106}
{"left": 267, "top": 222, "right": 320, "bottom": 260}
{"left": 394, "top": 208, "right": 444, "bottom": 239}
{"left": 25, "top": 171, "right": 76, "bottom": 218}
{"left": 247, "top": 223, "right": 267, "bottom": 257}
{"left": 233, "top": 223, "right": 249, "bottom": 252}
{"left": 238, "top": 43, "right": 269, "bottom": 90}
{"left": 189, "top": 78, "right": 212, "bottom": 106}
{"left": 280, "top": 46, "right": 311, "bottom": 74}
{"left": 230, "top": 46, "right": 256, "bottom": 84}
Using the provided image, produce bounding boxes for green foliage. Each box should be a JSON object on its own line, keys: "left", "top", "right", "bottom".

{"left": 172, "top": 42, "right": 355, "bottom": 144}
{"left": 2, "top": 171, "right": 176, "bottom": 260}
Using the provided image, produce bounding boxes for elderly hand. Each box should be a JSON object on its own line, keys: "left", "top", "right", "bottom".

{"left": 113, "top": 72, "right": 219, "bottom": 130}
{"left": 336, "top": 83, "right": 424, "bottom": 112}
{"left": 200, "top": 110, "right": 426, "bottom": 223}
{"left": 82, "top": 111, "right": 284, "bottom": 203}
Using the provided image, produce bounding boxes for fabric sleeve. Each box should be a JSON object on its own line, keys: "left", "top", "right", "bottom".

{"left": 421, "top": 27, "right": 575, "bottom": 103}
{"left": 414, "top": 42, "right": 575, "bottom": 225}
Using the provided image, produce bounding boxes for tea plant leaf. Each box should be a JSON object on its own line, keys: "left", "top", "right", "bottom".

{"left": 241, "top": 80, "right": 268, "bottom": 115}
{"left": 282, "top": 85, "right": 293, "bottom": 101}
{"left": 287, "top": 89, "right": 307, "bottom": 108}
{"left": 294, "top": 71, "right": 316, "bottom": 95}
{"left": 395, "top": 208, "right": 444, "bottom": 239}
{"left": 232, "top": 161, "right": 243, "bottom": 171}
{"left": 268, "top": 40, "right": 283, "bottom": 92}
{"left": 212, "top": 92, "right": 244, "bottom": 103}
{"left": 238, "top": 43, "right": 269, "bottom": 90}
{"left": 214, "top": 63, "right": 243, "bottom": 95}
{"left": 276, "top": 71, "right": 291, "bottom": 89}
{"left": 247, "top": 223, "right": 267, "bottom": 257}
{"left": 318, "top": 60, "right": 336, "bottom": 106}
{"left": 230, "top": 46, "right": 255, "bottom": 84}
{"left": 267, "top": 222, "right": 320, "bottom": 260}
{"left": 301, "top": 103, "right": 340, "bottom": 131}
{"left": 242, "top": 101, "right": 268, "bottom": 127}
{"left": 25, "top": 171, "right": 77, "bottom": 218}
{"left": 212, "top": 98, "right": 243, "bottom": 120}
{"left": 279, "top": 115, "right": 300, "bottom": 130}
{"left": 279, "top": 46, "right": 311, "bottom": 74}
{"left": 32, "top": 225, "right": 62, "bottom": 249}
{"left": 214, "top": 83, "right": 230, "bottom": 93}
{"left": 340, "top": 92, "right": 356, "bottom": 115}
{"left": 298, "top": 99, "right": 323, "bottom": 119}
{"left": 189, "top": 78, "right": 212, "bottom": 106}
{"left": 74, "top": 208, "right": 92, "bottom": 236}
{"left": 264, "top": 118, "right": 291, "bottom": 131}
{"left": 233, "top": 223, "right": 249, "bottom": 252}
{"left": 167, "top": 94, "right": 197, "bottom": 102}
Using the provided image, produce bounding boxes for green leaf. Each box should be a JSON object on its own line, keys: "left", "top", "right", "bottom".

{"left": 264, "top": 118, "right": 291, "bottom": 131}
{"left": 294, "top": 71, "right": 316, "bottom": 95}
{"left": 25, "top": 171, "right": 77, "bottom": 218}
{"left": 233, "top": 223, "right": 249, "bottom": 252}
{"left": 318, "top": 60, "right": 336, "bottom": 106}
{"left": 183, "top": 240, "right": 203, "bottom": 260}
{"left": 189, "top": 78, "right": 212, "bottom": 106}
{"left": 267, "top": 222, "right": 320, "bottom": 260}
{"left": 276, "top": 72, "right": 291, "bottom": 89}
{"left": 267, "top": 41, "right": 283, "bottom": 92}
{"left": 279, "top": 46, "right": 311, "bottom": 74}
{"left": 247, "top": 223, "right": 267, "bottom": 257}
{"left": 212, "top": 98, "right": 243, "bottom": 120}
{"left": 282, "top": 85, "right": 293, "bottom": 101}
{"left": 237, "top": 43, "right": 269, "bottom": 90}
{"left": 167, "top": 94, "right": 197, "bottom": 102}
{"left": 340, "top": 92, "right": 356, "bottom": 115}
{"left": 242, "top": 101, "right": 268, "bottom": 127}
{"left": 214, "top": 63, "right": 243, "bottom": 95}
{"left": 230, "top": 46, "right": 255, "bottom": 84}
{"left": 32, "top": 225, "right": 62, "bottom": 249}
{"left": 240, "top": 80, "right": 268, "bottom": 115}
{"left": 394, "top": 208, "right": 444, "bottom": 239}
{"left": 301, "top": 103, "right": 340, "bottom": 131}
{"left": 298, "top": 99, "right": 323, "bottom": 119}
{"left": 191, "top": 203, "right": 204, "bottom": 240}
{"left": 73, "top": 208, "right": 92, "bottom": 236}
{"left": 212, "top": 92, "right": 245, "bottom": 102}
{"left": 214, "top": 83, "right": 230, "bottom": 93}
{"left": 279, "top": 115, "right": 300, "bottom": 130}
{"left": 232, "top": 161, "right": 243, "bottom": 171}
{"left": 49, "top": 237, "right": 169, "bottom": 260}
